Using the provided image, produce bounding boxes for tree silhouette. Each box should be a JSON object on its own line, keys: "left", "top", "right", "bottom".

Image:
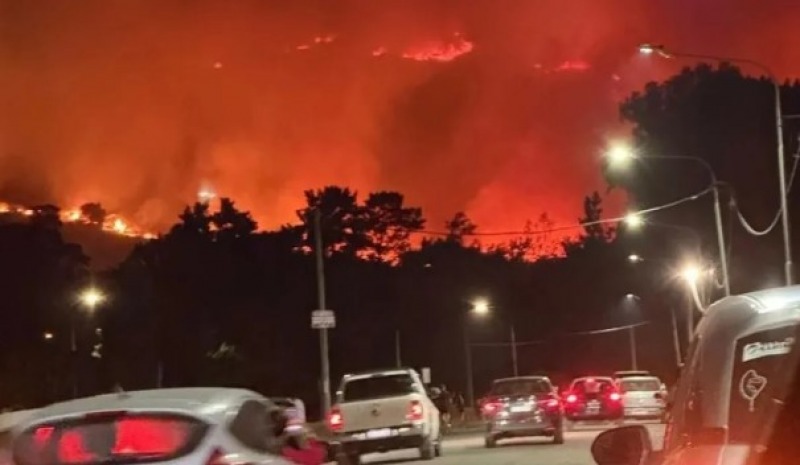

{"left": 211, "top": 198, "right": 257, "bottom": 241}
{"left": 30, "top": 205, "right": 62, "bottom": 230}
{"left": 297, "top": 186, "right": 367, "bottom": 256}
{"left": 362, "top": 191, "right": 424, "bottom": 261}
{"left": 80, "top": 203, "right": 107, "bottom": 226}
{"left": 444, "top": 211, "right": 477, "bottom": 245}
{"left": 563, "top": 191, "right": 614, "bottom": 256}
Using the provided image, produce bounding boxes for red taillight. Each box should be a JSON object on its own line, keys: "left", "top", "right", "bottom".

{"left": 327, "top": 406, "right": 344, "bottom": 432}
{"left": 566, "top": 394, "right": 578, "bottom": 403}
{"left": 407, "top": 400, "right": 424, "bottom": 421}
{"left": 206, "top": 448, "right": 228, "bottom": 465}
{"left": 609, "top": 392, "right": 622, "bottom": 402}
{"left": 482, "top": 399, "right": 502, "bottom": 415}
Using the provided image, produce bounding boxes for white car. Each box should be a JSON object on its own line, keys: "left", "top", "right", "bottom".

{"left": 328, "top": 368, "right": 441, "bottom": 465}
{"left": 9, "top": 388, "right": 296, "bottom": 465}
{"left": 615, "top": 375, "right": 666, "bottom": 420}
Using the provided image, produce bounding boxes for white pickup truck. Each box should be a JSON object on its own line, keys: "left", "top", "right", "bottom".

{"left": 327, "top": 368, "right": 441, "bottom": 465}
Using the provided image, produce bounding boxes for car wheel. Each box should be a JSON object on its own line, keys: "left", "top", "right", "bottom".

{"left": 484, "top": 435, "right": 497, "bottom": 448}
{"left": 553, "top": 422, "right": 565, "bottom": 445}
{"left": 434, "top": 431, "right": 443, "bottom": 457}
{"left": 420, "top": 436, "right": 436, "bottom": 460}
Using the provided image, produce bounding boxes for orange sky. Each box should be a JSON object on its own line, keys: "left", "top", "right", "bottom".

{"left": 2, "top": 1, "right": 800, "bottom": 237}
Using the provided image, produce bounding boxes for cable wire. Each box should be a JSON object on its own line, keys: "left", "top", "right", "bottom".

{"left": 413, "top": 186, "right": 714, "bottom": 237}
{"left": 734, "top": 142, "right": 800, "bottom": 236}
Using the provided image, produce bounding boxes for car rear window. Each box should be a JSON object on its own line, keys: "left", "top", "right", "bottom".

{"left": 621, "top": 379, "right": 661, "bottom": 392}
{"left": 572, "top": 379, "right": 614, "bottom": 394}
{"left": 491, "top": 379, "right": 551, "bottom": 396}
{"left": 14, "top": 413, "right": 208, "bottom": 465}
{"left": 343, "top": 374, "right": 417, "bottom": 401}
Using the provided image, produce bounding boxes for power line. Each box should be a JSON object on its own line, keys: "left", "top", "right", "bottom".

{"left": 412, "top": 185, "right": 714, "bottom": 237}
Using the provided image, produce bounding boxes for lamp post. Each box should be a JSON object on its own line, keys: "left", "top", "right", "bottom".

{"left": 463, "top": 298, "right": 519, "bottom": 407}
{"left": 73, "top": 287, "right": 106, "bottom": 397}
{"left": 639, "top": 43, "right": 792, "bottom": 286}
{"left": 609, "top": 144, "right": 730, "bottom": 295}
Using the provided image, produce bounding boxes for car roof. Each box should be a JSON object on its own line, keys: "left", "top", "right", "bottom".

{"left": 492, "top": 376, "right": 551, "bottom": 383}
{"left": 571, "top": 376, "right": 613, "bottom": 382}
{"left": 618, "top": 376, "right": 661, "bottom": 383}
{"left": 0, "top": 410, "right": 39, "bottom": 433}
{"left": 344, "top": 368, "right": 417, "bottom": 380}
{"left": 17, "top": 388, "right": 266, "bottom": 430}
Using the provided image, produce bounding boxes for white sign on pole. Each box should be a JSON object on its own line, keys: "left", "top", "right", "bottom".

{"left": 421, "top": 367, "right": 431, "bottom": 384}
{"left": 311, "top": 310, "right": 336, "bottom": 329}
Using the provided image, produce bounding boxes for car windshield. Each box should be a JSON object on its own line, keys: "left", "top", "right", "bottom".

{"left": 343, "top": 374, "right": 417, "bottom": 401}
{"left": 572, "top": 379, "right": 614, "bottom": 394}
{"left": 491, "top": 379, "right": 551, "bottom": 396}
{"left": 621, "top": 379, "right": 661, "bottom": 392}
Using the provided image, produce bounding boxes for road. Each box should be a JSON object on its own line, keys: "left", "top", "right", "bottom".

{"left": 359, "top": 424, "right": 665, "bottom": 465}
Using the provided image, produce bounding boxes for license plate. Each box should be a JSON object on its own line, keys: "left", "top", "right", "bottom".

{"left": 510, "top": 404, "right": 532, "bottom": 413}
{"left": 366, "top": 428, "right": 391, "bottom": 439}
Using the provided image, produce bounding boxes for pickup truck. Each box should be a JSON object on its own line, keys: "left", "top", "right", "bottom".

{"left": 327, "top": 368, "right": 441, "bottom": 465}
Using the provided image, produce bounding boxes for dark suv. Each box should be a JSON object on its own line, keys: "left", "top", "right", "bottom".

{"left": 564, "top": 376, "right": 624, "bottom": 426}
{"left": 481, "top": 376, "right": 564, "bottom": 447}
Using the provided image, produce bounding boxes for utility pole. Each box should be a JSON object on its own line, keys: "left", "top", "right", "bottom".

{"left": 510, "top": 325, "right": 519, "bottom": 377}
{"left": 628, "top": 326, "right": 638, "bottom": 371}
{"left": 313, "top": 209, "right": 332, "bottom": 416}
{"left": 670, "top": 307, "right": 683, "bottom": 368}
{"left": 464, "top": 323, "right": 475, "bottom": 408}
{"left": 395, "top": 330, "right": 402, "bottom": 368}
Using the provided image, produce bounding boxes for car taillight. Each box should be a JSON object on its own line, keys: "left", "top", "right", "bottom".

{"left": 207, "top": 448, "right": 228, "bottom": 465}
{"left": 327, "top": 406, "right": 344, "bottom": 432}
{"left": 545, "top": 398, "right": 560, "bottom": 408}
{"left": 482, "top": 400, "right": 502, "bottom": 415}
{"left": 566, "top": 394, "right": 578, "bottom": 403}
{"left": 407, "top": 400, "right": 424, "bottom": 421}
{"left": 609, "top": 392, "right": 622, "bottom": 402}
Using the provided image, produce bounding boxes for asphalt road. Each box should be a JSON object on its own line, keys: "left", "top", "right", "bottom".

{"left": 359, "top": 423, "right": 665, "bottom": 465}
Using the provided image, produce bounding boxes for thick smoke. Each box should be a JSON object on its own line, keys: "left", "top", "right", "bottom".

{"left": 1, "top": 0, "right": 799, "bottom": 233}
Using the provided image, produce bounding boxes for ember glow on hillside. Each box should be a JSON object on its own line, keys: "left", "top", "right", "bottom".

{"left": 2, "top": 0, "right": 800, "bottom": 238}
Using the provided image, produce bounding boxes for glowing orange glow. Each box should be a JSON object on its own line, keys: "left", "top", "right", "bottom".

{"left": 372, "top": 47, "right": 388, "bottom": 57}
{"left": 556, "top": 60, "right": 591, "bottom": 72}
{"left": 401, "top": 34, "right": 474, "bottom": 62}
{"left": 0, "top": 199, "right": 155, "bottom": 240}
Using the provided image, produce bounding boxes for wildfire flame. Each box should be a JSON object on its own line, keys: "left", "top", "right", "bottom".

{"left": 0, "top": 200, "right": 155, "bottom": 240}
{"left": 401, "top": 34, "right": 475, "bottom": 62}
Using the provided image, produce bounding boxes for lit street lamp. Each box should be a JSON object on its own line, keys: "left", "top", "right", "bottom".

{"left": 624, "top": 213, "right": 644, "bottom": 230}
{"left": 464, "top": 298, "right": 520, "bottom": 408}
{"left": 639, "top": 43, "right": 792, "bottom": 286}
{"left": 72, "top": 286, "right": 107, "bottom": 397}
{"left": 628, "top": 254, "right": 644, "bottom": 263}
{"left": 79, "top": 288, "right": 105, "bottom": 312}
{"left": 606, "top": 142, "right": 730, "bottom": 296}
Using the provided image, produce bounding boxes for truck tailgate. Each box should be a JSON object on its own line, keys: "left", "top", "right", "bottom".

{"left": 339, "top": 394, "right": 419, "bottom": 432}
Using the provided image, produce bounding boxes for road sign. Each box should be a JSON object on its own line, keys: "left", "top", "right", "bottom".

{"left": 311, "top": 310, "right": 336, "bottom": 329}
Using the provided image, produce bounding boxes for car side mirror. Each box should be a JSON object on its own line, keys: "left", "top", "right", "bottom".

{"left": 654, "top": 392, "right": 663, "bottom": 400}
{"left": 591, "top": 425, "right": 653, "bottom": 465}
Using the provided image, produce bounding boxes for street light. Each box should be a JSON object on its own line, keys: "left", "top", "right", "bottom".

{"left": 639, "top": 43, "right": 792, "bottom": 286}
{"left": 628, "top": 254, "right": 644, "bottom": 263}
{"left": 79, "top": 288, "right": 105, "bottom": 311}
{"left": 624, "top": 213, "right": 644, "bottom": 230}
{"left": 606, "top": 141, "right": 730, "bottom": 296}
{"left": 471, "top": 298, "right": 491, "bottom": 316}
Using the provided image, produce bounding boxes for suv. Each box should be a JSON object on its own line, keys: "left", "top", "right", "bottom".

{"left": 590, "top": 286, "right": 800, "bottom": 465}
{"left": 564, "top": 376, "right": 624, "bottom": 426}
{"left": 327, "top": 368, "right": 441, "bottom": 465}
{"left": 481, "top": 376, "right": 564, "bottom": 447}
{"left": 615, "top": 376, "right": 666, "bottom": 421}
